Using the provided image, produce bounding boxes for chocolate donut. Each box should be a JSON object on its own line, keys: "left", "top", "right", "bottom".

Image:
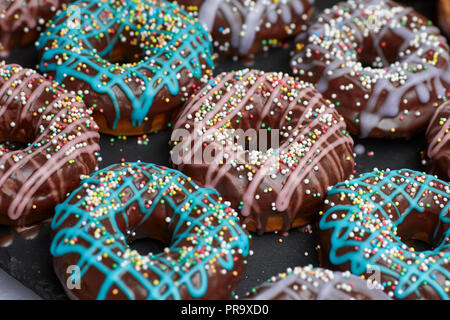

{"left": 0, "top": 62, "right": 100, "bottom": 227}
{"left": 426, "top": 101, "right": 450, "bottom": 181}
{"left": 170, "top": 69, "right": 355, "bottom": 234}
{"left": 36, "top": 0, "right": 215, "bottom": 136}
{"left": 291, "top": 0, "right": 450, "bottom": 139}
{"left": 438, "top": 0, "right": 450, "bottom": 38}
{"left": 318, "top": 169, "right": 450, "bottom": 299}
{"left": 173, "top": 0, "right": 314, "bottom": 59}
{"left": 245, "top": 265, "right": 390, "bottom": 300}
{"left": 0, "top": 0, "right": 68, "bottom": 56}
{"left": 51, "top": 162, "right": 250, "bottom": 300}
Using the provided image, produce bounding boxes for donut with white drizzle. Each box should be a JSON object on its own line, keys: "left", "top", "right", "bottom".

{"left": 170, "top": 69, "right": 355, "bottom": 234}
{"left": 244, "top": 265, "right": 391, "bottom": 300}
{"left": 318, "top": 169, "right": 450, "bottom": 299}
{"left": 291, "top": 0, "right": 450, "bottom": 139}
{"left": 174, "top": 0, "right": 314, "bottom": 58}
{"left": 0, "top": 0, "right": 68, "bottom": 57}
{"left": 426, "top": 101, "right": 450, "bottom": 181}
{"left": 0, "top": 62, "right": 100, "bottom": 227}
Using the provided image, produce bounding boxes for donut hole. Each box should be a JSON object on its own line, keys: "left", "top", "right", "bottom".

{"left": 228, "top": 96, "right": 303, "bottom": 153}
{"left": 108, "top": 52, "right": 146, "bottom": 66}
{"left": 0, "top": 121, "right": 35, "bottom": 151}
{"left": 76, "top": 5, "right": 152, "bottom": 66}
{"left": 117, "top": 196, "right": 176, "bottom": 254}
{"left": 83, "top": 4, "right": 194, "bottom": 68}
{"left": 231, "top": 129, "right": 280, "bottom": 152}
{"left": 358, "top": 55, "right": 393, "bottom": 69}
{"left": 107, "top": 43, "right": 147, "bottom": 66}
{"left": 129, "top": 238, "right": 165, "bottom": 256}
{"left": 357, "top": 34, "right": 402, "bottom": 69}
{"left": 352, "top": 2, "right": 414, "bottom": 70}
{"left": 0, "top": 140, "right": 29, "bottom": 152}
{"left": 407, "top": 238, "right": 433, "bottom": 252}
{"left": 122, "top": 197, "right": 186, "bottom": 257}
{"left": 395, "top": 207, "right": 446, "bottom": 251}
{"left": 87, "top": 33, "right": 147, "bottom": 66}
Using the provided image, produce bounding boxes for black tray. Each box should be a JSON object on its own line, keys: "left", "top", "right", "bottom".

{"left": 0, "top": 0, "right": 437, "bottom": 300}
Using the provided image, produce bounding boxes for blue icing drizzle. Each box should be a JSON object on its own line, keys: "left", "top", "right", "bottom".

{"left": 37, "top": 0, "right": 214, "bottom": 129}
{"left": 51, "top": 162, "right": 250, "bottom": 300}
{"left": 319, "top": 169, "right": 450, "bottom": 299}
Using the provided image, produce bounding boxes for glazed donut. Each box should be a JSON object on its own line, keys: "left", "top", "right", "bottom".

{"left": 291, "top": 0, "right": 450, "bottom": 139}
{"left": 170, "top": 69, "right": 355, "bottom": 234}
{"left": 245, "top": 265, "right": 390, "bottom": 300}
{"left": 318, "top": 169, "right": 450, "bottom": 299}
{"left": 36, "top": 0, "right": 214, "bottom": 136}
{"left": 0, "top": 0, "right": 68, "bottom": 56}
{"left": 0, "top": 62, "right": 100, "bottom": 227}
{"left": 438, "top": 0, "right": 450, "bottom": 38}
{"left": 174, "top": 0, "right": 314, "bottom": 59}
{"left": 51, "top": 162, "right": 250, "bottom": 300}
{"left": 426, "top": 101, "right": 450, "bottom": 181}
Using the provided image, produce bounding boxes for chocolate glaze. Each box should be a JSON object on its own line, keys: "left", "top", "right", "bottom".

{"left": 0, "top": 218, "right": 50, "bottom": 248}
{"left": 50, "top": 163, "right": 250, "bottom": 300}
{"left": 291, "top": 0, "right": 450, "bottom": 139}
{"left": 170, "top": 69, "right": 355, "bottom": 234}
{"left": 0, "top": 230, "right": 13, "bottom": 248}
{"left": 245, "top": 265, "right": 391, "bottom": 300}
{"left": 174, "top": 0, "right": 314, "bottom": 58}
{"left": 318, "top": 169, "right": 450, "bottom": 300}
{"left": 0, "top": 62, "right": 100, "bottom": 227}
{"left": 13, "top": 218, "right": 51, "bottom": 240}
{"left": 0, "top": 0, "right": 68, "bottom": 56}
{"left": 426, "top": 101, "right": 450, "bottom": 181}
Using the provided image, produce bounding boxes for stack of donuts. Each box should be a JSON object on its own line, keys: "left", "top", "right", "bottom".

{"left": 0, "top": 0, "right": 448, "bottom": 301}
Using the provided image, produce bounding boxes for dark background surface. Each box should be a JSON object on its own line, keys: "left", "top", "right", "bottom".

{"left": 0, "top": 0, "right": 438, "bottom": 299}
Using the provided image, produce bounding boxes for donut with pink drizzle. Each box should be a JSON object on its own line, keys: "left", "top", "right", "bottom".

{"left": 426, "top": 101, "right": 450, "bottom": 181}
{"left": 291, "top": 0, "right": 450, "bottom": 139}
{"left": 174, "top": 0, "right": 314, "bottom": 58}
{"left": 0, "top": 0, "right": 68, "bottom": 56}
{"left": 0, "top": 63, "right": 100, "bottom": 227}
{"left": 170, "top": 69, "right": 355, "bottom": 234}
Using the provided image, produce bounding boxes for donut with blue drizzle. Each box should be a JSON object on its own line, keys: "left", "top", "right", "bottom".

{"left": 51, "top": 162, "right": 250, "bottom": 300}
{"left": 318, "top": 169, "right": 450, "bottom": 300}
{"left": 36, "top": 0, "right": 215, "bottom": 136}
